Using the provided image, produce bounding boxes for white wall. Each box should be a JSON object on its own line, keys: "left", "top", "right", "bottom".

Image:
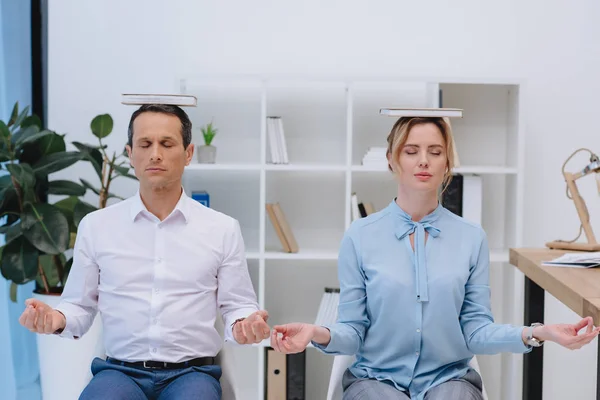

{"left": 47, "top": 1, "right": 600, "bottom": 399}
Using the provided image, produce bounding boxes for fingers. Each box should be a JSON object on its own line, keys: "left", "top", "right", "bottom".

{"left": 251, "top": 317, "right": 270, "bottom": 341}
{"left": 21, "top": 305, "right": 38, "bottom": 332}
{"left": 565, "top": 327, "right": 600, "bottom": 350}
{"left": 270, "top": 329, "right": 297, "bottom": 354}
{"left": 233, "top": 320, "right": 248, "bottom": 344}
{"left": 255, "top": 310, "right": 269, "bottom": 323}
{"left": 273, "top": 325, "right": 287, "bottom": 335}
{"left": 573, "top": 316, "right": 594, "bottom": 332}
{"left": 44, "top": 313, "right": 54, "bottom": 334}
{"left": 271, "top": 330, "right": 283, "bottom": 352}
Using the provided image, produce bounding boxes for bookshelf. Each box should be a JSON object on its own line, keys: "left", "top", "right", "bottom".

{"left": 179, "top": 76, "right": 525, "bottom": 400}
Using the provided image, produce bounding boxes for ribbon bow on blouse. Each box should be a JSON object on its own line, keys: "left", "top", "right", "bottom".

{"left": 394, "top": 205, "right": 442, "bottom": 303}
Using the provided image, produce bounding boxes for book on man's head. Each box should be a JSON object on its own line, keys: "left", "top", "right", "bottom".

{"left": 121, "top": 94, "right": 197, "bottom": 107}
{"left": 379, "top": 107, "right": 463, "bottom": 118}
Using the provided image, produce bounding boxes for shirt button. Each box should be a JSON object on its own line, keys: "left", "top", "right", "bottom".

{"left": 154, "top": 288, "right": 159, "bottom": 294}
{"left": 416, "top": 351, "right": 419, "bottom": 356}
{"left": 152, "top": 348, "right": 157, "bottom": 353}
{"left": 157, "top": 258, "right": 163, "bottom": 263}
{"left": 416, "top": 329, "right": 421, "bottom": 333}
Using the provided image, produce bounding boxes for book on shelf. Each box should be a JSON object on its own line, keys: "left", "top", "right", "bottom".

{"left": 314, "top": 287, "right": 340, "bottom": 327}
{"left": 267, "top": 116, "right": 289, "bottom": 164}
{"left": 542, "top": 252, "right": 600, "bottom": 268}
{"left": 351, "top": 193, "right": 376, "bottom": 221}
{"left": 441, "top": 174, "right": 482, "bottom": 225}
{"left": 266, "top": 202, "right": 299, "bottom": 253}
{"left": 379, "top": 107, "right": 463, "bottom": 118}
{"left": 121, "top": 93, "right": 197, "bottom": 107}
{"left": 191, "top": 191, "right": 210, "bottom": 208}
{"left": 361, "top": 146, "right": 388, "bottom": 169}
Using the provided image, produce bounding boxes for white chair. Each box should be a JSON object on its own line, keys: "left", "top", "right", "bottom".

{"left": 326, "top": 354, "right": 488, "bottom": 400}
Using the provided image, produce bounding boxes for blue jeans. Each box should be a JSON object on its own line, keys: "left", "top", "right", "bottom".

{"left": 79, "top": 357, "right": 222, "bottom": 400}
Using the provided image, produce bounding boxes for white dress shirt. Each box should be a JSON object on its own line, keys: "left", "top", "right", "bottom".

{"left": 55, "top": 190, "right": 259, "bottom": 363}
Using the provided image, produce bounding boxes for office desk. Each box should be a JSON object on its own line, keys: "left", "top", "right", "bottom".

{"left": 509, "top": 248, "right": 600, "bottom": 400}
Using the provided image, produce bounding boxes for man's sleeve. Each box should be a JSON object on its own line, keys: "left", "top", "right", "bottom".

{"left": 54, "top": 216, "right": 100, "bottom": 339}
{"left": 217, "top": 219, "right": 259, "bottom": 343}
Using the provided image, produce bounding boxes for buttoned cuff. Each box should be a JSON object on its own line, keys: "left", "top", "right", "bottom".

{"left": 223, "top": 307, "right": 259, "bottom": 344}
{"left": 53, "top": 303, "right": 81, "bottom": 339}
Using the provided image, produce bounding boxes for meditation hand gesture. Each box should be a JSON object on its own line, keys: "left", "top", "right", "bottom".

{"left": 271, "top": 323, "right": 317, "bottom": 354}
{"left": 534, "top": 316, "right": 600, "bottom": 350}
{"left": 18, "top": 299, "right": 66, "bottom": 334}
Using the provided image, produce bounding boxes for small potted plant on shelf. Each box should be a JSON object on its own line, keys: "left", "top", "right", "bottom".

{"left": 197, "top": 121, "right": 218, "bottom": 164}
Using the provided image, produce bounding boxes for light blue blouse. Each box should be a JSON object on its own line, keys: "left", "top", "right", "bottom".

{"left": 313, "top": 200, "right": 531, "bottom": 399}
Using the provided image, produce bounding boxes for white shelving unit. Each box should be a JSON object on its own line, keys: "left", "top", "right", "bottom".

{"left": 179, "top": 76, "right": 525, "bottom": 400}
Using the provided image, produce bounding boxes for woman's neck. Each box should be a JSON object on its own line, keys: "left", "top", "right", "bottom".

{"left": 395, "top": 185, "right": 439, "bottom": 222}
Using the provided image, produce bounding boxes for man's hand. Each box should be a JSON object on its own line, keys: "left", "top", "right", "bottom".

{"left": 18, "top": 298, "right": 66, "bottom": 334}
{"left": 232, "top": 310, "right": 270, "bottom": 344}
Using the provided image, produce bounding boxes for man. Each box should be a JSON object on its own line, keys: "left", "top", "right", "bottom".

{"left": 19, "top": 104, "right": 270, "bottom": 399}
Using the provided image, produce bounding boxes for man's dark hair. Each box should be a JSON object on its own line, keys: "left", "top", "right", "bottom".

{"left": 127, "top": 104, "right": 192, "bottom": 148}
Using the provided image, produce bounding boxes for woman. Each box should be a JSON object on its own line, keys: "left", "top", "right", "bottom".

{"left": 270, "top": 116, "right": 600, "bottom": 400}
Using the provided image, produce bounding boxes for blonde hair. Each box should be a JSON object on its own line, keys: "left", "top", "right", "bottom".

{"left": 386, "top": 117, "right": 456, "bottom": 194}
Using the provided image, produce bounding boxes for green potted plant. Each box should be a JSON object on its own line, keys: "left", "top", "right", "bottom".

{"left": 197, "top": 121, "right": 218, "bottom": 163}
{"left": 72, "top": 113, "right": 137, "bottom": 209}
{"left": 35, "top": 112, "right": 137, "bottom": 400}
{"left": 0, "top": 105, "right": 137, "bottom": 400}
{"left": 0, "top": 102, "right": 93, "bottom": 301}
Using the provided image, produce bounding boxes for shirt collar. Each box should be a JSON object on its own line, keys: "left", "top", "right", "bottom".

{"left": 385, "top": 199, "right": 443, "bottom": 227}
{"left": 129, "top": 188, "right": 190, "bottom": 223}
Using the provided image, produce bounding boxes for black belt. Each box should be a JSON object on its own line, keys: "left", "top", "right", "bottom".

{"left": 107, "top": 356, "right": 215, "bottom": 370}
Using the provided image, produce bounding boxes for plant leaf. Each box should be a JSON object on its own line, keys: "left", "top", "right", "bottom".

{"left": 11, "top": 125, "right": 40, "bottom": 146}
{"left": 10, "top": 106, "right": 30, "bottom": 132}
{"left": 48, "top": 180, "right": 86, "bottom": 196}
{"left": 113, "top": 165, "right": 138, "bottom": 180}
{"left": 5, "top": 221, "right": 22, "bottom": 244}
{"left": 0, "top": 148, "right": 11, "bottom": 162}
{"left": 32, "top": 151, "right": 84, "bottom": 177}
{"left": 0, "top": 236, "right": 39, "bottom": 285}
{"left": 90, "top": 114, "right": 113, "bottom": 139}
{"left": 8, "top": 102, "right": 19, "bottom": 127}
{"left": 0, "top": 175, "right": 18, "bottom": 211}
{"left": 5, "top": 163, "right": 36, "bottom": 202}
{"left": 21, "top": 203, "right": 70, "bottom": 255}
{"left": 10, "top": 282, "right": 17, "bottom": 303}
{"left": 6, "top": 163, "right": 36, "bottom": 187}
{"left": 16, "top": 128, "right": 54, "bottom": 148}
{"left": 72, "top": 141, "right": 104, "bottom": 179}
{"left": 36, "top": 254, "right": 64, "bottom": 289}
{"left": 20, "top": 115, "right": 42, "bottom": 129}
{"left": 37, "top": 133, "right": 66, "bottom": 156}
{"left": 0, "top": 120, "right": 9, "bottom": 139}
{"left": 74, "top": 200, "right": 97, "bottom": 228}
{"left": 53, "top": 196, "right": 78, "bottom": 233}
{"left": 79, "top": 178, "right": 101, "bottom": 195}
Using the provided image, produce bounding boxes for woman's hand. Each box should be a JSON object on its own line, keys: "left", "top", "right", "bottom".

{"left": 271, "top": 323, "right": 325, "bottom": 354}
{"left": 532, "top": 316, "right": 600, "bottom": 350}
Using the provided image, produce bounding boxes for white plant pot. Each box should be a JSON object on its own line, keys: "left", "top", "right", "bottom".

{"left": 33, "top": 292, "right": 105, "bottom": 400}
{"left": 197, "top": 145, "right": 217, "bottom": 163}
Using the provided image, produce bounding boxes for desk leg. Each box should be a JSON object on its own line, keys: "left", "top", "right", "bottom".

{"left": 523, "top": 276, "right": 544, "bottom": 400}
